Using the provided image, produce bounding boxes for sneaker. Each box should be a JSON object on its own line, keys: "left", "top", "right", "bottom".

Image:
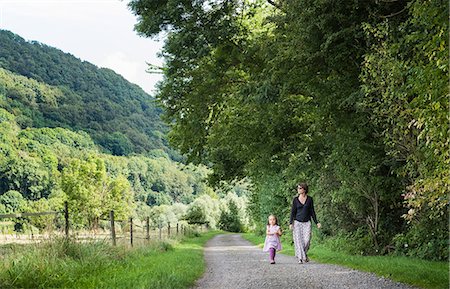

{"left": 305, "top": 257, "right": 309, "bottom": 263}
{"left": 270, "top": 260, "right": 275, "bottom": 264}
{"left": 298, "top": 259, "right": 303, "bottom": 264}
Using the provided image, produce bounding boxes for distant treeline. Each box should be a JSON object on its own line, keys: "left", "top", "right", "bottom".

{"left": 0, "top": 108, "right": 249, "bottom": 232}
{"left": 0, "top": 30, "right": 174, "bottom": 157}
{"left": 130, "top": 0, "right": 448, "bottom": 260}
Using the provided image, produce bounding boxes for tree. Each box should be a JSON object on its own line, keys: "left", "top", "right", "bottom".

{"left": 185, "top": 194, "right": 221, "bottom": 228}
{"left": 219, "top": 199, "right": 243, "bottom": 232}
{"left": 0, "top": 190, "right": 27, "bottom": 213}
{"left": 131, "top": 0, "right": 448, "bottom": 260}
{"left": 99, "top": 132, "right": 133, "bottom": 156}
{"left": 148, "top": 204, "right": 177, "bottom": 227}
{"left": 106, "top": 175, "right": 134, "bottom": 221}
{"left": 360, "top": 0, "right": 448, "bottom": 259}
{"left": 0, "top": 31, "right": 172, "bottom": 156}
{"left": 61, "top": 156, "right": 107, "bottom": 228}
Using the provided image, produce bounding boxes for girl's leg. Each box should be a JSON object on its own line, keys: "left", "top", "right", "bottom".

{"left": 269, "top": 248, "right": 275, "bottom": 261}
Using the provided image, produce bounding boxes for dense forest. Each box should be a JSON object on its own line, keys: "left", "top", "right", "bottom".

{"left": 0, "top": 30, "right": 249, "bottom": 234}
{"left": 129, "top": 0, "right": 448, "bottom": 260}
{"left": 0, "top": 30, "right": 171, "bottom": 157}
{"left": 0, "top": 106, "right": 249, "bottom": 232}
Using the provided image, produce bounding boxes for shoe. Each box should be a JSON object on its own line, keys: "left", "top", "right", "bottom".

{"left": 298, "top": 259, "right": 303, "bottom": 264}
{"left": 270, "top": 259, "right": 275, "bottom": 264}
{"left": 305, "top": 257, "right": 309, "bottom": 263}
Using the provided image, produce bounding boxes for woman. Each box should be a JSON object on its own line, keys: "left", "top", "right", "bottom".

{"left": 289, "top": 182, "right": 321, "bottom": 263}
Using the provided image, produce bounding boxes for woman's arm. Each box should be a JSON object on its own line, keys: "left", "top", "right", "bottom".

{"left": 310, "top": 197, "right": 321, "bottom": 228}
{"left": 289, "top": 197, "right": 296, "bottom": 225}
{"left": 289, "top": 197, "right": 296, "bottom": 230}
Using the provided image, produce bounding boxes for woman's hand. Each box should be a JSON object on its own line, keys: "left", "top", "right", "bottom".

{"left": 317, "top": 223, "right": 322, "bottom": 229}
{"left": 289, "top": 224, "right": 293, "bottom": 230}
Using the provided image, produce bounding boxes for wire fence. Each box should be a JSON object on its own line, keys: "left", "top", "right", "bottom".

{"left": 0, "top": 202, "right": 205, "bottom": 246}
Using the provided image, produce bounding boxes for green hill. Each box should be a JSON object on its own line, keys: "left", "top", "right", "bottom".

{"left": 0, "top": 29, "right": 172, "bottom": 157}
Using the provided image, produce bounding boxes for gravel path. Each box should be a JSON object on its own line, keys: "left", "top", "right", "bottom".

{"left": 193, "top": 234, "right": 417, "bottom": 289}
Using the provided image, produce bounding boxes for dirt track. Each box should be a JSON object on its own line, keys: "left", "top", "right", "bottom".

{"left": 193, "top": 234, "right": 416, "bottom": 289}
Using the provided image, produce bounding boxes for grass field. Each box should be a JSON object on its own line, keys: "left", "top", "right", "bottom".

{"left": 242, "top": 233, "right": 449, "bottom": 289}
{"left": 0, "top": 231, "right": 221, "bottom": 289}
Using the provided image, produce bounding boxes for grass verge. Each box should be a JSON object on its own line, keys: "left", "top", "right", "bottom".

{"left": 0, "top": 231, "right": 221, "bottom": 289}
{"left": 242, "top": 232, "right": 448, "bottom": 289}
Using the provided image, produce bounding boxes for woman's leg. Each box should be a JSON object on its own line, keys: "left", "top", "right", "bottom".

{"left": 302, "top": 221, "right": 312, "bottom": 261}
{"left": 293, "top": 220, "right": 307, "bottom": 261}
{"left": 293, "top": 221, "right": 300, "bottom": 259}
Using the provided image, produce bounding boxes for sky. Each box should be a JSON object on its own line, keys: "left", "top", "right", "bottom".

{"left": 0, "top": 0, "right": 164, "bottom": 95}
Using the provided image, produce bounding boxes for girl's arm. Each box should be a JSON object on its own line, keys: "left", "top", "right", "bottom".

{"left": 277, "top": 228, "right": 282, "bottom": 236}
{"left": 266, "top": 225, "right": 273, "bottom": 236}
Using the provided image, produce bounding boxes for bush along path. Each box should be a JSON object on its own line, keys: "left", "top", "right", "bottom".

{"left": 193, "top": 234, "right": 416, "bottom": 289}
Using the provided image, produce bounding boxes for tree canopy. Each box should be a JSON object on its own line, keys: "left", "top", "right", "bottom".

{"left": 0, "top": 30, "right": 174, "bottom": 157}
{"left": 130, "top": 0, "right": 448, "bottom": 260}
{"left": 0, "top": 107, "right": 249, "bottom": 231}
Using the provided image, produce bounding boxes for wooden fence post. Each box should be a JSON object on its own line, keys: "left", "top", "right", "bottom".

{"left": 64, "top": 201, "right": 69, "bottom": 238}
{"left": 168, "top": 222, "right": 171, "bottom": 237}
{"left": 110, "top": 210, "right": 116, "bottom": 246}
{"left": 176, "top": 223, "right": 179, "bottom": 235}
{"left": 146, "top": 217, "right": 150, "bottom": 241}
{"left": 130, "top": 217, "right": 133, "bottom": 247}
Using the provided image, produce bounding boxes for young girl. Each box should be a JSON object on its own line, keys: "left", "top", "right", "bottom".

{"left": 263, "top": 215, "right": 282, "bottom": 264}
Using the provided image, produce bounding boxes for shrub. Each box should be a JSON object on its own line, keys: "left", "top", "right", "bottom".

{"left": 218, "top": 200, "right": 243, "bottom": 233}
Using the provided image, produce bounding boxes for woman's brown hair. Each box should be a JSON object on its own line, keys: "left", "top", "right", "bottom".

{"left": 297, "top": 182, "right": 309, "bottom": 194}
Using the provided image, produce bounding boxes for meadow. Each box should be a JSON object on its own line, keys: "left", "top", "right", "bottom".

{"left": 0, "top": 230, "right": 221, "bottom": 289}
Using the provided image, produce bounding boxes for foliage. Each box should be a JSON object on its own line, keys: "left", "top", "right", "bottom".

{"left": 148, "top": 204, "right": 178, "bottom": 227}
{"left": 61, "top": 157, "right": 99, "bottom": 221}
{"left": 0, "top": 109, "right": 218, "bottom": 230}
{"left": 26, "top": 193, "right": 65, "bottom": 230}
{"left": 0, "top": 31, "right": 174, "bottom": 157}
{"left": 131, "top": 0, "right": 448, "bottom": 260}
{"left": 0, "top": 231, "right": 221, "bottom": 289}
{"left": 0, "top": 190, "right": 27, "bottom": 213}
{"left": 243, "top": 232, "right": 449, "bottom": 289}
{"left": 184, "top": 194, "right": 221, "bottom": 228}
{"left": 218, "top": 199, "right": 243, "bottom": 232}
{"left": 360, "top": 0, "right": 449, "bottom": 259}
{"left": 221, "top": 192, "right": 250, "bottom": 229}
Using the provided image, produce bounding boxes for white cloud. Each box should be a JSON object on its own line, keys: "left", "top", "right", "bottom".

{"left": 0, "top": 0, "right": 165, "bottom": 94}
{"left": 101, "top": 51, "right": 141, "bottom": 83}
{"left": 101, "top": 51, "right": 163, "bottom": 95}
